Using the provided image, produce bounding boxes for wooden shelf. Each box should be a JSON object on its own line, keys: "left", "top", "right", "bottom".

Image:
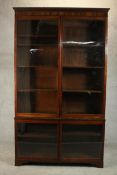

{"left": 61, "top": 114, "right": 104, "bottom": 120}
{"left": 18, "top": 133, "right": 56, "bottom": 139}
{"left": 18, "top": 141, "right": 57, "bottom": 145}
{"left": 17, "top": 65, "right": 57, "bottom": 69}
{"left": 62, "top": 89, "right": 102, "bottom": 94}
{"left": 18, "top": 34, "right": 57, "bottom": 38}
{"left": 63, "top": 65, "right": 104, "bottom": 69}
{"left": 16, "top": 113, "right": 58, "bottom": 118}
{"left": 17, "top": 44, "right": 57, "bottom": 47}
{"left": 62, "top": 141, "right": 102, "bottom": 145}
{"left": 18, "top": 89, "right": 58, "bottom": 92}
{"left": 64, "top": 131, "right": 101, "bottom": 137}
{"left": 62, "top": 113, "right": 103, "bottom": 115}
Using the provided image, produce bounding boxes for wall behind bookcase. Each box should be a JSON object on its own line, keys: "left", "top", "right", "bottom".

{"left": 0, "top": 0, "right": 116, "bottom": 144}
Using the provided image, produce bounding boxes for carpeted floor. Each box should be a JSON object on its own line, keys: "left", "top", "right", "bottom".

{"left": 0, "top": 142, "right": 117, "bottom": 175}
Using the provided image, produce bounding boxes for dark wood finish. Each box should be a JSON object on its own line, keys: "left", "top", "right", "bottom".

{"left": 13, "top": 7, "right": 109, "bottom": 19}
{"left": 14, "top": 7, "right": 109, "bottom": 167}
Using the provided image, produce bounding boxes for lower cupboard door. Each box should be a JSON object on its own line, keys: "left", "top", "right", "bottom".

{"left": 61, "top": 123, "right": 103, "bottom": 160}
{"left": 62, "top": 142, "right": 103, "bottom": 159}
{"left": 16, "top": 122, "right": 58, "bottom": 160}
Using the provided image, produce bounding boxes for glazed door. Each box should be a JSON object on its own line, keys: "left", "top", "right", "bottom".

{"left": 16, "top": 18, "right": 59, "bottom": 116}
{"left": 61, "top": 18, "right": 105, "bottom": 115}
{"left": 16, "top": 120, "right": 59, "bottom": 161}
{"left": 60, "top": 121, "right": 104, "bottom": 162}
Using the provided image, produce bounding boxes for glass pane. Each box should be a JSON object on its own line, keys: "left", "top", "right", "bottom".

{"left": 63, "top": 69, "right": 103, "bottom": 91}
{"left": 62, "top": 93, "right": 102, "bottom": 114}
{"left": 16, "top": 123, "right": 58, "bottom": 158}
{"left": 17, "top": 91, "right": 58, "bottom": 113}
{"left": 17, "top": 20, "right": 58, "bottom": 66}
{"left": 63, "top": 47, "right": 104, "bottom": 67}
{"left": 62, "top": 124, "right": 103, "bottom": 158}
{"left": 17, "top": 67, "right": 58, "bottom": 90}
{"left": 62, "top": 19, "right": 105, "bottom": 115}
{"left": 62, "top": 142, "right": 102, "bottom": 158}
{"left": 16, "top": 19, "right": 58, "bottom": 114}
{"left": 62, "top": 20, "right": 105, "bottom": 68}
{"left": 62, "top": 124, "right": 103, "bottom": 142}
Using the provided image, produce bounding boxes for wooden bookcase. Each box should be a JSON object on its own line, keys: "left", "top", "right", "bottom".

{"left": 14, "top": 7, "right": 109, "bottom": 167}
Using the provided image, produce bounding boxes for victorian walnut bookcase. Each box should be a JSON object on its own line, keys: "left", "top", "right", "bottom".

{"left": 14, "top": 7, "right": 109, "bottom": 167}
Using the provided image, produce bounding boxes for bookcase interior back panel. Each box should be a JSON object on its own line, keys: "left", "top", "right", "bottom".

{"left": 62, "top": 92, "right": 102, "bottom": 114}
{"left": 17, "top": 91, "right": 58, "bottom": 113}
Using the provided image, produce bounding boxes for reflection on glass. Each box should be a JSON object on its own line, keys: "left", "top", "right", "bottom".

{"left": 62, "top": 20, "right": 105, "bottom": 67}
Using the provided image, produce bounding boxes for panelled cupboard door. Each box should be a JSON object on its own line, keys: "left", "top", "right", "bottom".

{"left": 16, "top": 18, "right": 59, "bottom": 115}
{"left": 62, "top": 18, "right": 105, "bottom": 115}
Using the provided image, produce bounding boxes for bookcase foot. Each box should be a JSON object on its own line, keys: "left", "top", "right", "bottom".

{"left": 15, "top": 160, "right": 25, "bottom": 166}
{"left": 96, "top": 161, "right": 103, "bottom": 168}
